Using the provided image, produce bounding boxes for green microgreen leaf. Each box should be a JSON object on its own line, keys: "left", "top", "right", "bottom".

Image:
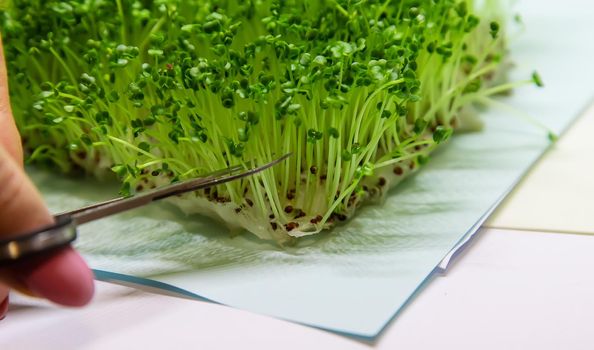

{"left": 433, "top": 126, "right": 454, "bottom": 144}
{"left": 532, "top": 71, "right": 544, "bottom": 87}
{"left": 328, "top": 128, "right": 339, "bottom": 138}
{"left": 413, "top": 119, "right": 428, "bottom": 134}
{"left": 489, "top": 21, "right": 500, "bottom": 39}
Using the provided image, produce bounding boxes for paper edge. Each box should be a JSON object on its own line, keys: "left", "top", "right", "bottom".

{"left": 436, "top": 95, "right": 594, "bottom": 271}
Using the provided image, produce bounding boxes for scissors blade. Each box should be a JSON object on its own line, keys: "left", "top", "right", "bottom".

{"left": 62, "top": 163, "right": 245, "bottom": 218}
{"left": 67, "top": 153, "right": 291, "bottom": 225}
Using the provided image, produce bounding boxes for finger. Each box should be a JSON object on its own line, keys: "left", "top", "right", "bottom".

{"left": 0, "top": 145, "right": 54, "bottom": 233}
{"left": 0, "top": 33, "right": 23, "bottom": 165}
{"left": 2, "top": 247, "right": 95, "bottom": 307}
{"left": 0, "top": 145, "right": 94, "bottom": 306}
{"left": 0, "top": 285, "right": 8, "bottom": 320}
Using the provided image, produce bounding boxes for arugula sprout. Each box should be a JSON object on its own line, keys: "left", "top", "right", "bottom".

{"left": 2, "top": 0, "right": 524, "bottom": 243}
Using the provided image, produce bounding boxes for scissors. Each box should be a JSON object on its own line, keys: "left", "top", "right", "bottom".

{"left": 0, "top": 153, "right": 291, "bottom": 266}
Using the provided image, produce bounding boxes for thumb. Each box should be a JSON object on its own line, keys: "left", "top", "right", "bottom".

{"left": 0, "top": 145, "right": 94, "bottom": 306}
{"left": 0, "top": 146, "right": 54, "bottom": 234}
{"left": 0, "top": 33, "right": 23, "bottom": 166}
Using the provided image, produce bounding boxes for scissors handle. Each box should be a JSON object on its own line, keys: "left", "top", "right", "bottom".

{"left": 0, "top": 215, "right": 77, "bottom": 266}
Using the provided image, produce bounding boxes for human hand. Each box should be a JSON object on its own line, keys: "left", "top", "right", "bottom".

{"left": 0, "top": 34, "right": 94, "bottom": 319}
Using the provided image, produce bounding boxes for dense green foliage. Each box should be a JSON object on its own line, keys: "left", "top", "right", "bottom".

{"left": 2, "top": 0, "right": 522, "bottom": 242}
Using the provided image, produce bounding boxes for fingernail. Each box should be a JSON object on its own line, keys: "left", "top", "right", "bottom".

{"left": 0, "top": 295, "right": 8, "bottom": 320}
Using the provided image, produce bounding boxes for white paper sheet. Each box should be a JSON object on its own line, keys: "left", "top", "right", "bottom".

{"left": 29, "top": 0, "right": 594, "bottom": 339}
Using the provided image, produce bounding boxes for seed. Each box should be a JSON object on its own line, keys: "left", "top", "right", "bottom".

{"left": 235, "top": 207, "right": 242, "bottom": 213}
{"left": 245, "top": 198, "right": 254, "bottom": 207}
{"left": 378, "top": 177, "right": 386, "bottom": 187}
{"left": 284, "top": 205, "right": 293, "bottom": 213}
{"left": 310, "top": 166, "right": 317, "bottom": 175}
{"left": 310, "top": 215, "right": 323, "bottom": 224}
{"left": 295, "top": 209, "right": 306, "bottom": 219}
{"left": 285, "top": 222, "right": 299, "bottom": 231}
{"left": 393, "top": 166, "right": 403, "bottom": 175}
{"left": 269, "top": 214, "right": 275, "bottom": 219}
{"left": 271, "top": 222, "right": 278, "bottom": 230}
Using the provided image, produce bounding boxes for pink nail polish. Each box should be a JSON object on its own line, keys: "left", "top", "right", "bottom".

{"left": 0, "top": 295, "right": 8, "bottom": 320}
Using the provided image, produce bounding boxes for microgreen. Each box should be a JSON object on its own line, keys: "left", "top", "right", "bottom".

{"left": 532, "top": 71, "right": 544, "bottom": 87}
{"left": 2, "top": 0, "right": 517, "bottom": 243}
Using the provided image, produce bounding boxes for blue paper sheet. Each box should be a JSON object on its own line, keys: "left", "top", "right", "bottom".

{"left": 30, "top": 0, "right": 594, "bottom": 339}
